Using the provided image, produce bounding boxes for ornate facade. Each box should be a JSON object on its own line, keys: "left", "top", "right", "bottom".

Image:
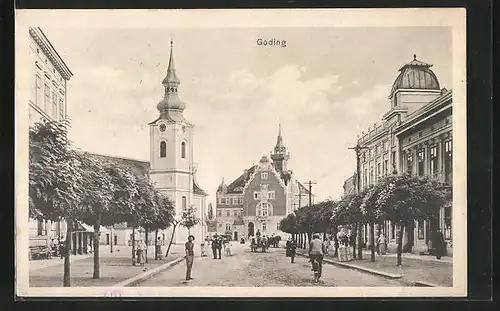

{"left": 215, "top": 127, "right": 311, "bottom": 240}
{"left": 355, "top": 55, "right": 453, "bottom": 256}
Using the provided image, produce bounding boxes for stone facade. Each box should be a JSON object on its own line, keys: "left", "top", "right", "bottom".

{"left": 354, "top": 55, "right": 453, "bottom": 256}
{"left": 215, "top": 127, "right": 311, "bottom": 240}
{"left": 26, "top": 27, "right": 73, "bottom": 249}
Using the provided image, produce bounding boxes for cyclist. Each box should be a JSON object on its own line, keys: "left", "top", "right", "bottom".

{"left": 309, "top": 233, "right": 326, "bottom": 283}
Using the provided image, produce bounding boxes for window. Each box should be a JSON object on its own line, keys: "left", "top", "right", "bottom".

{"left": 261, "top": 172, "right": 268, "bottom": 180}
{"left": 234, "top": 211, "right": 238, "bottom": 216}
{"left": 430, "top": 145, "right": 438, "bottom": 176}
{"left": 218, "top": 211, "right": 222, "bottom": 217}
{"left": 362, "top": 152, "right": 366, "bottom": 162}
{"left": 181, "top": 142, "right": 186, "bottom": 158}
{"left": 406, "top": 152, "right": 413, "bottom": 174}
{"left": 182, "top": 196, "right": 187, "bottom": 211}
{"left": 277, "top": 224, "right": 280, "bottom": 230}
{"left": 226, "top": 211, "right": 230, "bottom": 217}
{"left": 52, "top": 91, "right": 58, "bottom": 120}
{"left": 232, "top": 198, "right": 238, "bottom": 205}
{"left": 262, "top": 223, "right": 267, "bottom": 232}
{"left": 417, "top": 149, "right": 425, "bottom": 176}
{"left": 35, "top": 75, "right": 41, "bottom": 106}
{"left": 363, "top": 168, "right": 368, "bottom": 188}
{"left": 444, "top": 205, "right": 452, "bottom": 240}
{"left": 256, "top": 203, "right": 270, "bottom": 216}
{"left": 37, "top": 219, "right": 44, "bottom": 236}
{"left": 384, "top": 160, "right": 388, "bottom": 175}
{"left": 160, "top": 141, "right": 167, "bottom": 158}
{"left": 219, "top": 223, "right": 222, "bottom": 228}
{"left": 444, "top": 140, "right": 452, "bottom": 183}
{"left": 239, "top": 198, "right": 244, "bottom": 204}
{"left": 44, "top": 83, "right": 50, "bottom": 112}
{"left": 268, "top": 191, "right": 275, "bottom": 200}
{"left": 369, "top": 166, "right": 374, "bottom": 185}
{"left": 59, "top": 98, "right": 64, "bottom": 120}
{"left": 417, "top": 220, "right": 424, "bottom": 239}
{"left": 377, "top": 163, "right": 381, "bottom": 180}
{"left": 225, "top": 224, "right": 231, "bottom": 231}
{"left": 254, "top": 192, "right": 260, "bottom": 200}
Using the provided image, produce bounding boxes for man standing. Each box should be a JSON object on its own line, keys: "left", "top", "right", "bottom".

{"left": 211, "top": 234, "right": 219, "bottom": 259}
{"left": 309, "top": 233, "right": 326, "bottom": 282}
{"left": 185, "top": 235, "right": 195, "bottom": 281}
{"left": 216, "top": 235, "right": 223, "bottom": 259}
{"left": 285, "top": 237, "right": 297, "bottom": 263}
{"left": 433, "top": 228, "right": 446, "bottom": 260}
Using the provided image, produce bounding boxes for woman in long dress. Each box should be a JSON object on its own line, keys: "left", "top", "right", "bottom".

{"left": 377, "top": 233, "right": 387, "bottom": 255}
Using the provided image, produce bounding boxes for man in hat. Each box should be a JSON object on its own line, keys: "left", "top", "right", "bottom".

{"left": 309, "top": 233, "right": 327, "bottom": 281}
{"left": 185, "top": 235, "right": 195, "bottom": 281}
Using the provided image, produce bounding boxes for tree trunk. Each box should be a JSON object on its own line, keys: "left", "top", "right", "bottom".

{"left": 333, "top": 226, "right": 339, "bottom": 258}
{"left": 397, "top": 223, "right": 404, "bottom": 266}
{"left": 132, "top": 226, "right": 136, "bottom": 266}
{"left": 352, "top": 224, "right": 357, "bottom": 259}
{"left": 145, "top": 229, "right": 149, "bottom": 263}
{"left": 110, "top": 226, "right": 113, "bottom": 253}
{"left": 370, "top": 221, "right": 376, "bottom": 262}
{"left": 93, "top": 215, "right": 101, "bottom": 279}
{"left": 63, "top": 219, "right": 72, "bottom": 287}
{"left": 357, "top": 222, "right": 363, "bottom": 260}
{"left": 155, "top": 229, "right": 158, "bottom": 260}
{"left": 165, "top": 223, "right": 178, "bottom": 258}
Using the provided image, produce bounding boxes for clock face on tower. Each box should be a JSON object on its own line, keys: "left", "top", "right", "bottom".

{"left": 159, "top": 124, "right": 166, "bottom": 132}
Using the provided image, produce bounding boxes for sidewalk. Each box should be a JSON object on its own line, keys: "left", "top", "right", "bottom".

{"left": 29, "top": 244, "right": 185, "bottom": 287}
{"left": 296, "top": 248, "right": 452, "bottom": 287}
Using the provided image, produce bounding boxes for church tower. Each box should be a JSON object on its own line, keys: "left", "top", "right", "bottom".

{"left": 149, "top": 41, "right": 195, "bottom": 243}
{"left": 270, "top": 124, "right": 290, "bottom": 173}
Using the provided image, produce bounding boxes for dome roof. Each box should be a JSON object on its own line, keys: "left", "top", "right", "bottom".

{"left": 157, "top": 94, "right": 186, "bottom": 112}
{"left": 389, "top": 55, "right": 440, "bottom": 99}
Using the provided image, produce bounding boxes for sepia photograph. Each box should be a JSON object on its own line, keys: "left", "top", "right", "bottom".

{"left": 15, "top": 9, "right": 467, "bottom": 297}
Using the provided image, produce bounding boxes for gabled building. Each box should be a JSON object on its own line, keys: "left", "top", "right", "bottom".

{"left": 215, "top": 126, "right": 312, "bottom": 240}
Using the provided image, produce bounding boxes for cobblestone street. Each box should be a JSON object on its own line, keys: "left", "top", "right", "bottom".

{"left": 138, "top": 244, "right": 406, "bottom": 287}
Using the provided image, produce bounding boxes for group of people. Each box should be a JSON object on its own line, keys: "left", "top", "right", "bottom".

{"left": 285, "top": 234, "right": 326, "bottom": 283}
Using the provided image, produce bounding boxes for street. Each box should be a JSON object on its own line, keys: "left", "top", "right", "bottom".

{"left": 137, "top": 244, "right": 406, "bottom": 287}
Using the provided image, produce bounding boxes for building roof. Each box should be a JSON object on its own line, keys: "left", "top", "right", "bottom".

{"left": 29, "top": 27, "right": 73, "bottom": 81}
{"left": 89, "top": 152, "right": 207, "bottom": 195}
{"left": 89, "top": 153, "right": 150, "bottom": 176}
{"left": 157, "top": 40, "right": 186, "bottom": 113}
{"left": 224, "top": 165, "right": 257, "bottom": 194}
{"left": 389, "top": 55, "right": 440, "bottom": 99}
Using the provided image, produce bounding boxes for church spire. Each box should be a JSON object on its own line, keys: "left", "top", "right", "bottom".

{"left": 271, "top": 123, "right": 290, "bottom": 173}
{"left": 157, "top": 40, "right": 186, "bottom": 116}
{"left": 275, "top": 123, "right": 285, "bottom": 151}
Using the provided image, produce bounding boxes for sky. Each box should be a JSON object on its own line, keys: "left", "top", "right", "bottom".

{"left": 35, "top": 26, "right": 452, "bottom": 204}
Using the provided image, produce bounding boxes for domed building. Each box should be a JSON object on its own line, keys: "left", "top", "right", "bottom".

{"left": 350, "top": 55, "right": 453, "bottom": 257}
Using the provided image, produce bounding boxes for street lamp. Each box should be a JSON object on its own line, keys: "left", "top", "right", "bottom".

{"left": 348, "top": 143, "right": 369, "bottom": 260}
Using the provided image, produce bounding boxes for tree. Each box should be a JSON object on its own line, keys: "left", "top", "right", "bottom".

{"left": 29, "top": 120, "right": 85, "bottom": 287}
{"left": 375, "top": 173, "right": 449, "bottom": 265}
{"left": 165, "top": 216, "right": 182, "bottom": 258}
{"left": 181, "top": 205, "right": 200, "bottom": 236}
{"left": 359, "top": 185, "right": 384, "bottom": 262}
{"left": 143, "top": 193, "right": 175, "bottom": 261}
{"left": 207, "top": 203, "right": 214, "bottom": 220}
{"left": 78, "top": 153, "right": 115, "bottom": 279}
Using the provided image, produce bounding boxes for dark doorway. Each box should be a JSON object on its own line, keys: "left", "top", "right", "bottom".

{"left": 426, "top": 216, "right": 439, "bottom": 255}
{"left": 234, "top": 231, "right": 238, "bottom": 241}
{"left": 106, "top": 233, "right": 110, "bottom": 245}
{"left": 403, "top": 222, "right": 415, "bottom": 253}
{"left": 114, "top": 235, "right": 118, "bottom": 245}
{"left": 248, "top": 222, "right": 254, "bottom": 237}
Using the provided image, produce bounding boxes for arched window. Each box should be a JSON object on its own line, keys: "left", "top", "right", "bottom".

{"left": 181, "top": 141, "right": 187, "bottom": 159}
{"left": 160, "top": 141, "right": 166, "bottom": 158}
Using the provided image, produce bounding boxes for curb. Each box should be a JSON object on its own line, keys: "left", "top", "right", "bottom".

{"left": 297, "top": 253, "right": 402, "bottom": 280}
{"left": 112, "top": 257, "right": 184, "bottom": 287}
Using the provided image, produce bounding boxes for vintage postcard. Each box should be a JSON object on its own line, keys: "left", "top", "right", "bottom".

{"left": 15, "top": 8, "right": 467, "bottom": 297}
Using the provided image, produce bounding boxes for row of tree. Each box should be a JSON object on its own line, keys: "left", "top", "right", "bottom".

{"left": 29, "top": 120, "right": 200, "bottom": 286}
{"left": 279, "top": 173, "right": 451, "bottom": 265}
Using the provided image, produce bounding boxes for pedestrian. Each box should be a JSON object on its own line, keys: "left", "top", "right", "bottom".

{"left": 309, "top": 233, "right": 326, "bottom": 282}
{"left": 377, "top": 233, "right": 387, "bottom": 255}
{"left": 156, "top": 237, "right": 163, "bottom": 260}
{"left": 433, "top": 228, "right": 446, "bottom": 259}
{"left": 59, "top": 238, "right": 66, "bottom": 259}
{"left": 184, "top": 235, "right": 195, "bottom": 281}
{"left": 323, "top": 236, "right": 330, "bottom": 256}
{"left": 137, "top": 240, "right": 145, "bottom": 266}
{"left": 211, "top": 234, "right": 220, "bottom": 259}
{"left": 285, "top": 237, "right": 297, "bottom": 263}
{"left": 216, "top": 235, "right": 223, "bottom": 259}
{"left": 225, "top": 241, "right": 232, "bottom": 256}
